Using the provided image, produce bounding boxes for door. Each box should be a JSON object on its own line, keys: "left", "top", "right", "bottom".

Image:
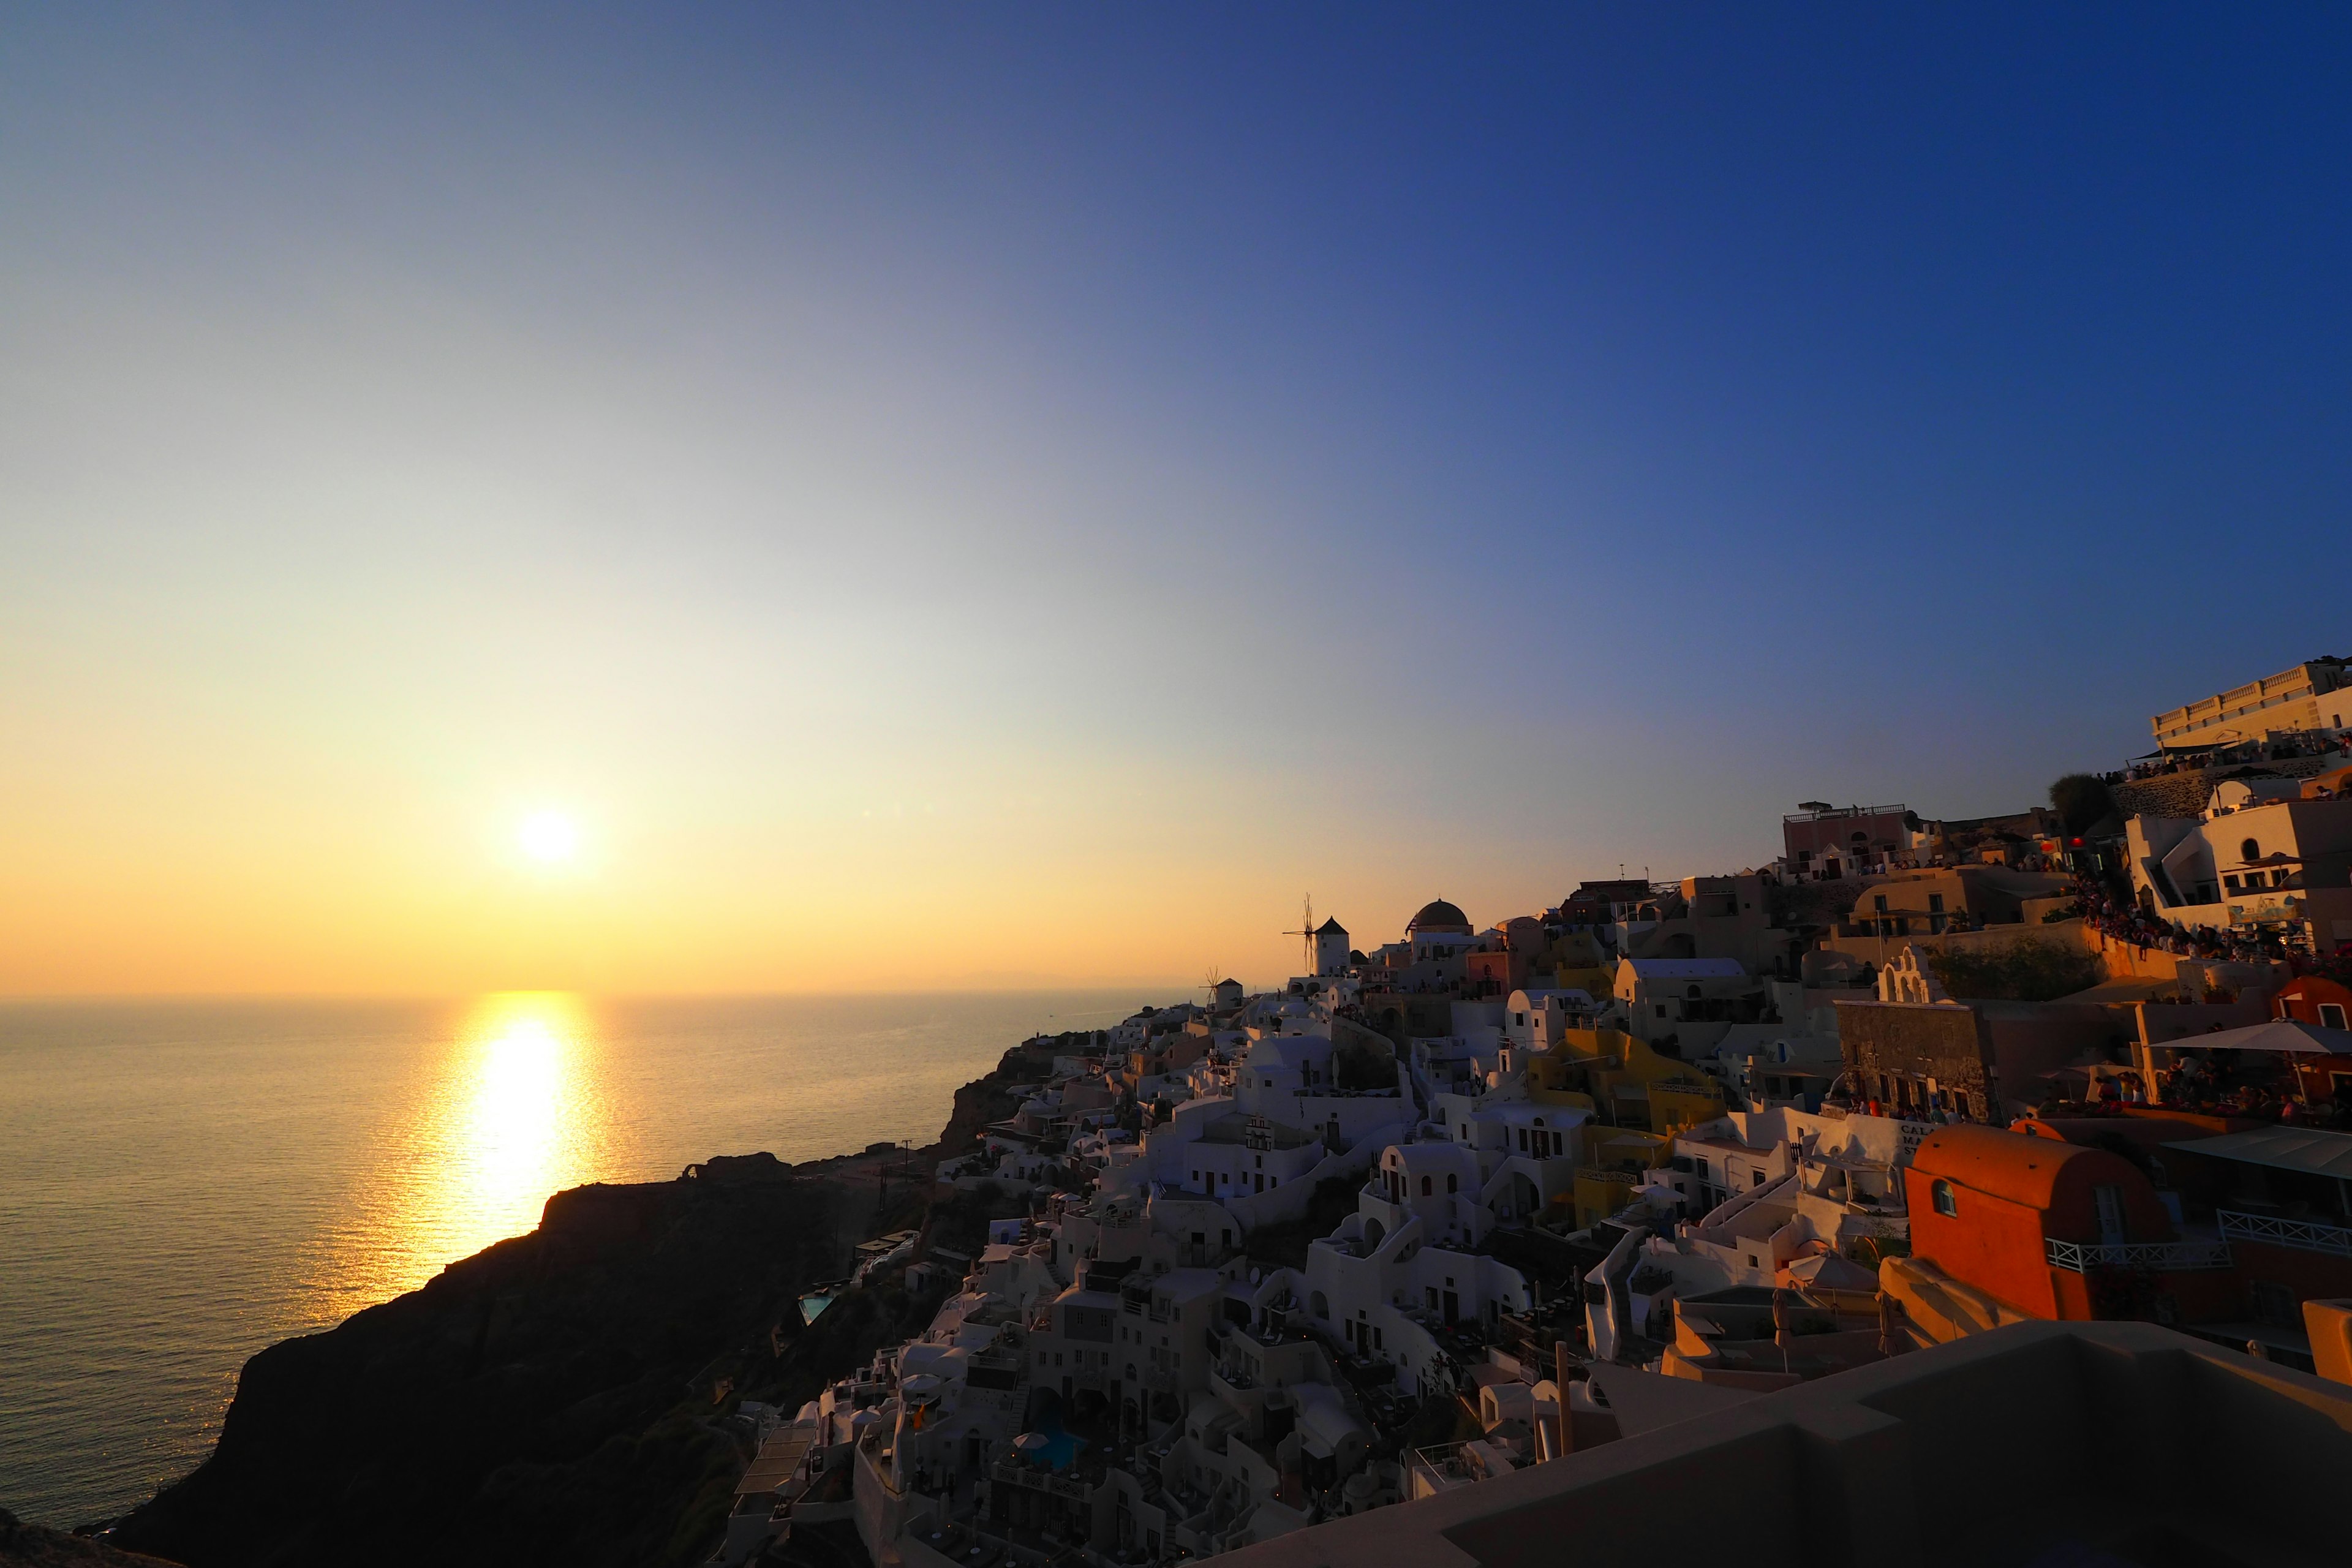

{"left": 1442, "top": 1290, "right": 1460, "bottom": 1325}
{"left": 2094, "top": 1184, "right": 2125, "bottom": 1245}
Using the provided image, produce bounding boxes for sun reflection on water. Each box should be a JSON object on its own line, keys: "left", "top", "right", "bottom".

{"left": 312, "top": 993, "right": 609, "bottom": 1319}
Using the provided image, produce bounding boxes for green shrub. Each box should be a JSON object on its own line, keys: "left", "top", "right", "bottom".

{"left": 1926, "top": 939, "right": 2105, "bottom": 1001}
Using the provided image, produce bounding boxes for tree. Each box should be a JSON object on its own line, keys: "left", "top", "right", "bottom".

{"left": 1332, "top": 1034, "right": 1397, "bottom": 1091}
{"left": 2049, "top": 773, "right": 2115, "bottom": 837}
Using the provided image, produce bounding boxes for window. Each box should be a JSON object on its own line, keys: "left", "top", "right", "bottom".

{"left": 1932, "top": 1179, "right": 1958, "bottom": 1217}
{"left": 2242, "top": 837, "right": 2262, "bottom": 863}
{"left": 2094, "top": 1184, "right": 2125, "bottom": 1245}
{"left": 1420, "top": 1175, "right": 1432, "bottom": 1196}
{"left": 2323, "top": 1003, "right": 2348, "bottom": 1030}
{"left": 1447, "top": 1173, "right": 1458, "bottom": 1193}
{"left": 1873, "top": 895, "right": 1889, "bottom": 913}
{"left": 2252, "top": 1281, "right": 2299, "bottom": 1328}
{"left": 1928, "top": 893, "right": 1945, "bottom": 914}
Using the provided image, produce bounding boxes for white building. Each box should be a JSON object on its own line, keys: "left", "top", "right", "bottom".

{"left": 1610, "top": 956, "right": 1757, "bottom": 1051}
{"left": 2127, "top": 782, "right": 2352, "bottom": 949}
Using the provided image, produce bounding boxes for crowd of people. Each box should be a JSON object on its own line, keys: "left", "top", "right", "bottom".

{"left": 2115, "top": 729, "right": 2348, "bottom": 783}
{"left": 2070, "top": 869, "right": 2301, "bottom": 968}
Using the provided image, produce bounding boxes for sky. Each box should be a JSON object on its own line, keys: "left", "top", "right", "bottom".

{"left": 5, "top": 5, "right": 2351, "bottom": 996}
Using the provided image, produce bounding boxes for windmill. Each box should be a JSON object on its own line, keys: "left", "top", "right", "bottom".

{"left": 1282, "top": 894, "right": 1315, "bottom": 978}
{"left": 1196, "top": 966, "right": 1227, "bottom": 1003}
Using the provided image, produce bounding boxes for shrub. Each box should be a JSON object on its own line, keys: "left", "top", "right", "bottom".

{"left": 1332, "top": 1035, "right": 1397, "bottom": 1091}
{"left": 1926, "top": 939, "right": 2105, "bottom": 1001}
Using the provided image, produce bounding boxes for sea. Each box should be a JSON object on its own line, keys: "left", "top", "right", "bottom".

{"left": 0, "top": 990, "right": 1148, "bottom": 1528}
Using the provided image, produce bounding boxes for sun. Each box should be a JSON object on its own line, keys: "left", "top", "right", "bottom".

{"left": 517, "top": 810, "right": 579, "bottom": 864}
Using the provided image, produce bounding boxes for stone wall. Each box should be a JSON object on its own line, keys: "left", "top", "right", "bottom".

{"left": 1834, "top": 1000, "right": 1995, "bottom": 1120}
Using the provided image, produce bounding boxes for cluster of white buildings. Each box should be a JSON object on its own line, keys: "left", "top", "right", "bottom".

{"left": 704, "top": 658, "right": 2352, "bottom": 1568}
{"left": 714, "top": 895, "right": 1946, "bottom": 1568}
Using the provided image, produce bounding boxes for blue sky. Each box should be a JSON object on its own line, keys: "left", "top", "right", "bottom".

{"left": 5, "top": 6, "right": 2350, "bottom": 991}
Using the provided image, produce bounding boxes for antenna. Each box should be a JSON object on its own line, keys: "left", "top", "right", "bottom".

{"left": 1282, "top": 894, "right": 1315, "bottom": 976}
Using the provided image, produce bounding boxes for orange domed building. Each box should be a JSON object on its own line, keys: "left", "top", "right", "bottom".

{"left": 1904, "top": 1124, "right": 2240, "bottom": 1325}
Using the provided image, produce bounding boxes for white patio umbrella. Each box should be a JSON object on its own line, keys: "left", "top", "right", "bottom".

{"left": 2164, "top": 1019, "right": 2352, "bottom": 1055}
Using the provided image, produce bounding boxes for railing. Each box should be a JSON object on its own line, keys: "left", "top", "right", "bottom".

{"left": 2044, "top": 1235, "right": 2234, "bottom": 1272}
{"left": 2218, "top": 1209, "right": 2352, "bottom": 1259}
{"left": 992, "top": 1457, "right": 1093, "bottom": 1501}
{"left": 1407, "top": 1442, "right": 1478, "bottom": 1490}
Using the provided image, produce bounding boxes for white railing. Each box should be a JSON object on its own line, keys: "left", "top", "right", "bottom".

{"left": 2218, "top": 1209, "right": 2352, "bottom": 1259}
{"left": 2044, "top": 1235, "right": 2233, "bottom": 1272}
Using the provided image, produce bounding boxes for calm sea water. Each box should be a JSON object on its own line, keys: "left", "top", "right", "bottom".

{"left": 0, "top": 990, "right": 1144, "bottom": 1527}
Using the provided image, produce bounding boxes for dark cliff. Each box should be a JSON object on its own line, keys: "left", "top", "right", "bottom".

{"left": 110, "top": 1172, "right": 843, "bottom": 1568}
{"left": 0, "top": 1509, "right": 180, "bottom": 1568}
{"left": 107, "top": 1040, "right": 1067, "bottom": 1568}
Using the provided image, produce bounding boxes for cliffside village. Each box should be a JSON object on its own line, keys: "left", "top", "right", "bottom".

{"left": 722, "top": 657, "right": 2352, "bottom": 1568}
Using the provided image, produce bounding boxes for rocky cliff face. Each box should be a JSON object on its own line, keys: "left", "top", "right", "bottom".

{"left": 0, "top": 1509, "right": 180, "bottom": 1568}
{"left": 110, "top": 1170, "right": 845, "bottom": 1568}
{"left": 107, "top": 1042, "right": 1070, "bottom": 1568}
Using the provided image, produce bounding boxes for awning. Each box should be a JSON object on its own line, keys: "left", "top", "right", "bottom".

{"left": 2149, "top": 1019, "right": 2352, "bottom": 1056}
{"left": 2163, "top": 1126, "right": 2352, "bottom": 1180}
{"left": 736, "top": 1427, "right": 818, "bottom": 1499}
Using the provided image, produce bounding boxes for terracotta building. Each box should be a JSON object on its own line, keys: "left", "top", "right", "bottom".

{"left": 1902, "top": 1125, "right": 2239, "bottom": 1325}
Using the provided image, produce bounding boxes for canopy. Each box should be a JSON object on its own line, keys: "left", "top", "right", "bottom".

{"left": 2165, "top": 1126, "right": 2352, "bottom": 1180}
{"left": 736, "top": 1427, "right": 818, "bottom": 1500}
{"left": 2150, "top": 1019, "right": 2352, "bottom": 1056}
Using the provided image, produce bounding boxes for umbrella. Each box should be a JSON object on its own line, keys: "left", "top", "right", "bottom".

{"left": 2159, "top": 1019, "right": 2352, "bottom": 1055}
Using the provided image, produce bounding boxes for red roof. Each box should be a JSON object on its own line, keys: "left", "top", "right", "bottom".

{"left": 1913, "top": 1124, "right": 2105, "bottom": 1210}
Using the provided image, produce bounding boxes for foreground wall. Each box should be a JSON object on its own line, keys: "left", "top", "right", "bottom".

{"left": 1215, "top": 1321, "right": 2352, "bottom": 1568}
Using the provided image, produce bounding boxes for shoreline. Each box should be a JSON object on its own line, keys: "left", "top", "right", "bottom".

{"left": 2, "top": 994, "right": 1101, "bottom": 1537}
{"left": 87, "top": 1030, "right": 1077, "bottom": 1566}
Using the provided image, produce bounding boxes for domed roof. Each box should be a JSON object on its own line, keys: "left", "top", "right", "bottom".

{"left": 1407, "top": 899, "right": 1472, "bottom": 935}
{"left": 1912, "top": 1124, "right": 2135, "bottom": 1212}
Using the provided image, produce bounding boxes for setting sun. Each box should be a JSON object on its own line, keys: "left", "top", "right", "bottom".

{"left": 517, "top": 811, "right": 579, "bottom": 864}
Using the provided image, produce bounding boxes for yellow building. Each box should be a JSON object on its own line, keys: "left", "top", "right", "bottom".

{"left": 1572, "top": 1126, "right": 1671, "bottom": 1229}
{"left": 1527, "top": 1024, "right": 1724, "bottom": 1134}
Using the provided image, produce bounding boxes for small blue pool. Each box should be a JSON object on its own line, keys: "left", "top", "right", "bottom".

{"left": 1031, "top": 1409, "right": 1084, "bottom": 1471}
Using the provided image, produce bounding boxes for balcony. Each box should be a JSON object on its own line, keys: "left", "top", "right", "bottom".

{"left": 992, "top": 1453, "right": 1095, "bottom": 1502}
{"left": 2218, "top": 1209, "right": 2352, "bottom": 1259}
{"left": 2043, "top": 1235, "right": 2234, "bottom": 1273}
{"left": 1406, "top": 1442, "right": 1479, "bottom": 1499}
